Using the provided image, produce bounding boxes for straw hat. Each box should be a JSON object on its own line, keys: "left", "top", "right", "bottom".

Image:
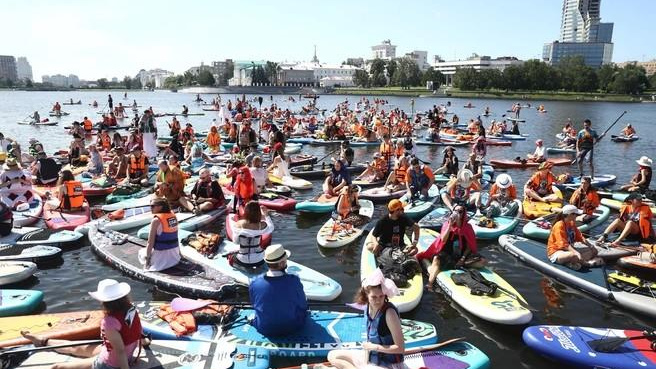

{"left": 88, "top": 279, "right": 131, "bottom": 302}
{"left": 264, "top": 244, "right": 290, "bottom": 264}
{"left": 458, "top": 169, "right": 474, "bottom": 186}
{"left": 636, "top": 156, "right": 653, "bottom": 167}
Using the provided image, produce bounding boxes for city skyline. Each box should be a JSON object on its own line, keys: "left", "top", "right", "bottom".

{"left": 3, "top": 0, "right": 655, "bottom": 81}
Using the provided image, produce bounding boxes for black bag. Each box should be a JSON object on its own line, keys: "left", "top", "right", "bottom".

{"left": 451, "top": 268, "right": 498, "bottom": 296}
{"left": 0, "top": 200, "right": 13, "bottom": 237}
{"left": 376, "top": 247, "right": 420, "bottom": 288}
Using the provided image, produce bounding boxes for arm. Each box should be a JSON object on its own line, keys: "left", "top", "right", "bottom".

{"left": 145, "top": 217, "right": 160, "bottom": 269}
{"left": 104, "top": 327, "right": 130, "bottom": 369}
{"left": 363, "top": 308, "right": 404, "bottom": 354}
{"left": 406, "top": 222, "right": 420, "bottom": 255}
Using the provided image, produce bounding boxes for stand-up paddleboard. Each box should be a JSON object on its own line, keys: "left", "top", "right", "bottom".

{"left": 498, "top": 235, "right": 656, "bottom": 319}
{"left": 600, "top": 198, "right": 656, "bottom": 213}
{"left": 556, "top": 174, "right": 617, "bottom": 190}
{"left": 0, "top": 289, "right": 43, "bottom": 317}
{"left": 281, "top": 341, "right": 491, "bottom": 369}
{"left": 522, "top": 187, "right": 563, "bottom": 219}
{"left": 14, "top": 339, "right": 270, "bottom": 369}
{"left": 0, "top": 261, "right": 36, "bottom": 286}
{"left": 13, "top": 195, "right": 43, "bottom": 227}
{"left": 0, "top": 310, "right": 104, "bottom": 347}
{"left": 523, "top": 325, "right": 656, "bottom": 369}
{"left": 522, "top": 205, "right": 610, "bottom": 240}
{"left": 224, "top": 214, "right": 273, "bottom": 247}
{"left": 43, "top": 201, "right": 90, "bottom": 231}
{"left": 268, "top": 173, "right": 312, "bottom": 190}
{"left": 361, "top": 230, "right": 425, "bottom": 313}
{"left": 0, "top": 227, "right": 83, "bottom": 246}
{"left": 316, "top": 200, "right": 373, "bottom": 248}
{"left": 0, "top": 245, "right": 62, "bottom": 263}
{"left": 359, "top": 186, "right": 406, "bottom": 203}
{"left": 75, "top": 205, "right": 153, "bottom": 235}
{"left": 136, "top": 207, "right": 228, "bottom": 239}
{"left": 89, "top": 227, "right": 236, "bottom": 299}
{"left": 180, "top": 241, "right": 342, "bottom": 301}
{"left": 436, "top": 267, "right": 533, "bottom": 325}
{"left": 617, "top": 252, "right": 656, "bottom": 275}
{"left": 101, "top": 194, "right": 155, "bottom": 211}
{"left": 295, "top": 194, "right": 337, "bottom": 213}
{"left": 399, "top": 185, "right": 440, "bottom": 220}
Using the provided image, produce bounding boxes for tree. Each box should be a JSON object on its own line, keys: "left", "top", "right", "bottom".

{"left": 649, "top": 73, "right": 656, "bottom": 91}
{"left": 163, "top": 76, "right": 178, "bottom": 89}
{"left": 265, "top": 61, "right": 280, "bottom": 85}
{"left": 503, "top": 65, "right": 527, "bottom": 90}
{"left": 421, "top": 67, "right": 444, "bottom": 89}
{"left": 183, "top": 71, "right": 195, "bottom": 86}
{"left": 610, "top": 64, "right": 649, "bottom": 94}
{"left": 453, "top": 67, "right": 479, "bottom": 90}
{"left": 557, "top": 56, "right": 597, "bottom": 92}
{"left": 392, "top": 59, "right": 421, "bottom": 88}
{"left": 477, "top": 69, "right": 504, "bottom": 90}
{"left": 123, "top": 76, "right": 132, "bottom": 90}
{"left": 251, "top": 65, "right": 269, "bottom": 85}
{"left": 370, "top": 58, "right": 387, "bottom": 87}
{"left": 197, "top": 70, "right": 216, "bottom": 86}
{"left": 97, "top": 78, "right": 109, "bottom": 89}
{"left": 522, "top": 59, "right": 559, "bottom": 91}
{"left": 386, "top": 60, "right": 397, "bottom": 85}
{"left": 353, "top": 70, "right": 370, "bottom": 87}
{"left": 597, "top": 64, "right": 617, "bottom": 92}
{"left": 25, "top": 78, "right": 33, "bottom": 88}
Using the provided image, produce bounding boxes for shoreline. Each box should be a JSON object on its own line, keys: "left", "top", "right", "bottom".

{"left": 331, "top": 87, "right": 656, "bottom": 103}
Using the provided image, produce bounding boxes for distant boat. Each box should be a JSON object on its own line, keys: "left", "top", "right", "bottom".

{"left": 170, "top": 88, "right": 178, "bottom": 93}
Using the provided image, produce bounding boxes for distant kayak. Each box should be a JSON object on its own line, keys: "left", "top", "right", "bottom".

{"left": 611, "top": 135, "right": 639, "bottom": 143}
{"left": 490, "top": 158, "right": 571, "bottom": 169}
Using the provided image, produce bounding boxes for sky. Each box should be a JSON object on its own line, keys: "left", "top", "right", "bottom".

{"left": 3, "top": 0, "right": 655, "bottom": 81}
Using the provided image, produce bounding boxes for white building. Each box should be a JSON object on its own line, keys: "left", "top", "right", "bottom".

{"left": 432, "top": 54, "right": 524, "bottom": 85}
{"left": 371, "top": 40, "right": 396, "bottom": 60}
{"left": 277, "top": 63, "right": 315, "bottom": 86}
{"left": 228, "top": 60, "right": 268, "bottom": 86}
{"left": 41, "top": 74, "right": 80, "bottom": 87}
{"left": 404, "top": 50, "right": 429, "bottom": 71}
{"left": 16, "top": 57, "right": 33, "bottom": 82}
{"left": 137, "top": 68, "right": 174, "bottom": 88}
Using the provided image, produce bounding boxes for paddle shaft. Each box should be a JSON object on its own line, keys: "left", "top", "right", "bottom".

{"left": 316, "top": 147, "right": 341, "bottom": 164}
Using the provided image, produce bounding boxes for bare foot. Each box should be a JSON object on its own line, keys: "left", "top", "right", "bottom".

{"left": 21, "top": 331, "right": 48, "bottom": 347}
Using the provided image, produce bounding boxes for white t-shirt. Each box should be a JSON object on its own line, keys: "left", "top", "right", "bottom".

{"left": 534, "top": 146, "right": 545, "bottom": 158}
{"left": 249, "top": 167, "right": 268, "bottom": 193}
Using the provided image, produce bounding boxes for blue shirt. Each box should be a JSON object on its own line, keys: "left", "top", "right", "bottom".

{"left": 249, "top": 273, "right": 308, "bottom": 336}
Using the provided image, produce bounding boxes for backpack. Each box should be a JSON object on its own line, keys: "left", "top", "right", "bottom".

{"left": 451, "top": 268, "right": 498, "bottom": 296}
{"left": 376, "top": 247, "right": 420, "bottom": 288}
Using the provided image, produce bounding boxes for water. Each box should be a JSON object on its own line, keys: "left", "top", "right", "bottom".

{"left": 2, "top": 90, "right": 656, "bottom": 368}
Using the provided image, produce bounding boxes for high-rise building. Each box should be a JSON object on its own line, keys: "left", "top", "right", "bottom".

{"left": 16, "top": 57, "right": 33, "bottom": 82}
{"left": 0, "top": 55, "right": 18, "bottom": 82}
{"left": 371, "top": 40, "right": 396, "bottom": 60}
{"left": 543, "top": 0, "right": 613, "bottom": 68}
{"left": 404, "top": 50, "right": 429, "bottom": 71}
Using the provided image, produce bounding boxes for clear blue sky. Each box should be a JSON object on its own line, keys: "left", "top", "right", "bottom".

{"left": 3, "top": 0, "right": 654, "bottom": 81}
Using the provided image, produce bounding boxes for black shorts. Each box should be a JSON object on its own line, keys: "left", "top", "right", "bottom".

{"left": 578, "top": 148, "right": 594, "bottom": 163}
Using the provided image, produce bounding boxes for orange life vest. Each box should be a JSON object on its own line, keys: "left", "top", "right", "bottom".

{"left": 206, "top": 132, "right": 221, "bottom": 147}
{"left": 336, "top": 194, "right": 352, "bottom": 218}
{"left": 99, "top": 134, "right": 111, "bottom": 150}
{"left": 129, "top": 155, "right": 146, "bottom": 175}
{"left": 153, "top": 212, "right": 178, "bottom": 250}
{"left": 620, "top": 203, "right": 654, "bottom": 240}
{"left": 63, "top": 180, "right": 84, "bottom": 209}
{"left": 394, "top": 166, "right": 408, "bottom": 183}
{"left": 83, "top": 119, "right": 93, "bottom": 131}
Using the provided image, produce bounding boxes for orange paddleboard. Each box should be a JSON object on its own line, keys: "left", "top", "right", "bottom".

{"left": 0, "top": 310, "right": 103, "bottom": 348}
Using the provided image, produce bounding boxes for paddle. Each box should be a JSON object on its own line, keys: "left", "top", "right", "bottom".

{"left": 276, "top": 337, "right": 467, "bottom": 369}
{"left": 316, "top": 147, "right": 341, "bottom": 164}
{"left": 571, "top": 111, "right": 627, "bottom": 165}
{"left": 0, "top": 339, "right": 103, "bottom": 368}
{"left": 587, "top": 330, "right": 656, "bottom": 352}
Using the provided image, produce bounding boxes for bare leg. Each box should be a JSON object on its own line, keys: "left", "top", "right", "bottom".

{"left": 178, "top": 196, "right": 194, "bottom": 211}
{"left": 553, "top": 251, "right": 582, "bottom": 264}
{"left": 21, "top": 332, "right": 100, "bottom": 357}
{"left": 524, "top": 188, "right": 544, "bottom": 202}
{"left": 441, "top": 193, "right": 454, "bottom": 210}
{"left": 427, "top": 256, "right": 441, "bottom": 287}
{"left": 198, "top": 201, "right": 214, "bottom": 212}
{"left": 327, "top": 349, "right": 361, "bottom": 369}
{"left": 613, "top": 221, "right": 640, "bottom": 245}
{"left": 600, "top": 219, "right": 625, "bottom": 241}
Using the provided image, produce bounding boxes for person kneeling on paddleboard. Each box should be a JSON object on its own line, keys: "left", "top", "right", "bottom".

{"left": 327, "top": 268, "right": 405, "bottom": 369}
{"left": 140, "top": 197, "right": 181, "bottom": 272}
{"left": 21, "top": 279, "right": 149, "bottom": 369}
{"left": 405, "top": 157, "right": 434, "bottom": 201}
{"left": 323, "top": 159, "right": 350, "bottom": 198}
{"left": 368, "top": 200, "right": 421, "bottom": 287}
{"left": 547, "top": 205, "right": 603, "bottom": 270}
{"left": 597, "top": 192, "right": 655, "bottom": 247}
{"left": 249, "top": 244, "right": 307, "bottom": 337}
{"left": 384, "top": 156, "right": 409, "bottom": 193}
{"left": 441, "top": 169, "right": 482, "bottom": 211}
{"left": 524, "top": 162, "right": 561, "bottom": 203}
{"left": 484, "top": 174, "right": 519, "bottom": 217}
{"left": 417, "top": 205, "right": 486, "bottom": 287}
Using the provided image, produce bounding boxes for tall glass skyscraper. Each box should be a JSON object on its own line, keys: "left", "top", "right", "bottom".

{"left": 543, "top": 0, "right": 614, "bottom": 68}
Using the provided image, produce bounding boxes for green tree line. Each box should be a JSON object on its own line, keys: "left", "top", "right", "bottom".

{"left": 352, "top": 58, "right": 445, "bottom": 89}
{"left": 452, "top": 56, "right": 654, "bottom": 95}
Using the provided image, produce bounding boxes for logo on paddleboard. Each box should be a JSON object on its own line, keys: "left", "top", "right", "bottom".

{"left": 178, "top": 353, "right": 202, "bottom": 365}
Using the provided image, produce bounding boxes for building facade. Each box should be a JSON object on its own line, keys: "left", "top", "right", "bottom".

{"left": 16, "top": 57, "right": 32, "bottom": 82}
{"left": 405, "top": 50, "right": 429, "bottom": 71}
{"left": 277, "top": 64, "right": 315, "bottom": 86}
{"left": 228, "top": 60, "right": 267, "bottom": 86}
{"left": 616, "top": 60, "right": 656, "bottom": 76}
{"left": 137, "top": 68, "right": 174, "bottom": 88}
{"left": 0, "top": 55, "right": 17, "bottom": 82}
{"left": 544, "top": 0, "right": 613, "bottom": 68}
{"left": 432, "top": 54, "right": 524, "bottom": 85}
{"left": 211, "top": 59, "right": 233, "bottom": 85}
{"left": 371, "top": 40, "right": 396, "bottom": 60}
{"left": 42, "top": 74, "right": 80, "bottom": 87}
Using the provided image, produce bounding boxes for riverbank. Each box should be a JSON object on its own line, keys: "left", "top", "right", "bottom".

{"left": 331, "top": 87, "right": 656, "bottom": 103}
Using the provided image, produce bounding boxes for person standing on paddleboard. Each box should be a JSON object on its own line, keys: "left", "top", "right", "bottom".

{"left": 327, "top": 268, "right": 405, "bottom": 369}
{"left": 20, "top": 279, "right": 149, "bottom": 369}
{"left": 575, "top": 119, "right": 604, "bottom": 179}
{"left": 249, "top": 244, "right": 307, "bottom": 337}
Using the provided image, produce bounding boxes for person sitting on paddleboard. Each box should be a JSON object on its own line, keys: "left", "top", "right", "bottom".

{"left": 472, "top": 136, "right": 486, "bottom": 160}
{"left": 31, "top": 111, "right": 40, "bottom": 123}
{"left": 441, "top": 169, "right": 482, "bottom": 211}
{"left": 434, "top": 146, "right": 459, "bottom": 177}
{"left": 49, "top": 169, "right": 84, "bottom": 212}
{"left": 179, "top": 167, "right": 225, "bottom": 214}
{"left": 463, "top": 152, "right": 484, "bottom": 182}
{"left": 597, "top": 192, "right": 655, "bottom": 246}
{"left": 524, "top": 161, "right": 561, "bottom": 203}
{"left": 249, "top": 244, "right": 307, "bottom": 337}
{"left": 0, "top": 157, "right": 34, "bottom": 208}
{"left": 85, "top": 145, "right": 104, "bottom": 177}
{"left": 21, "top": 279, "right": 149, "bottom": 369}
{"left": 418, "top": 205, "right": 485, "bottom": 287}
{"left": 126, "top": 147, "right": 149, "bottom": 186}
{"left": 154, "top": 159, "right": 185, "bottom": 208}
{"left": 405, "top": 157, "right": 434, "bottom": 201}
{"left": 340, "top": 140, "right": 354, "bottom": 166}
{"left": 547, "top": 205, "right": 602, "bottom": 270}
{"left": 267, "top": 142, "right": 290, "bottom": 178}
{"left": 358, "top": 153, "right": 387, "bottom": 182}
{"left": 620, "top": 156, "right": 652, "bottom": 193}
{"left": 31, "top": 151, "right": 60, "bottom": 185}
{"left": 323, "top": 159, "right": 350, "bottom": 198}
{"left": 484, "top": 173, "right": 519, "bottom": 217}
{"left": 569, "top": 176, "right": 600, "bottom": 222}
{"left": 334, "top": 184, "right": 368, "bottom": 227}
{"left": 621, "top": 124, "right": 636, "bottom": 137}
{"left": 227, "top": 201, "right": 273, "bottom": 268}
{"left": 106, "top": 147, "right": 128, "bottom": 180}
{"left": 249, "top": 156, "right": 271, "bottom": 197}
{"left": 527, "top": 139, "right": 546, "bottom": 163}
{"left": 327, "top": 268, "right": 405, "bottom": 369}
{"left": 384, "top": 155, "right": 409, "bottom": 193}
{"left": 140, "top": 197, "right": 181, "bottom": 271}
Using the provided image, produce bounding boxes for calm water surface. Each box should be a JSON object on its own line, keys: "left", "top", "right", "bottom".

{"left": 1, "top": 91, "right": 655, "bottom": 368}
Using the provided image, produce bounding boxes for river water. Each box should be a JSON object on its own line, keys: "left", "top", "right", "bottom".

{"left": 1, "top": 90, "right": 655, "bottom": 368}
